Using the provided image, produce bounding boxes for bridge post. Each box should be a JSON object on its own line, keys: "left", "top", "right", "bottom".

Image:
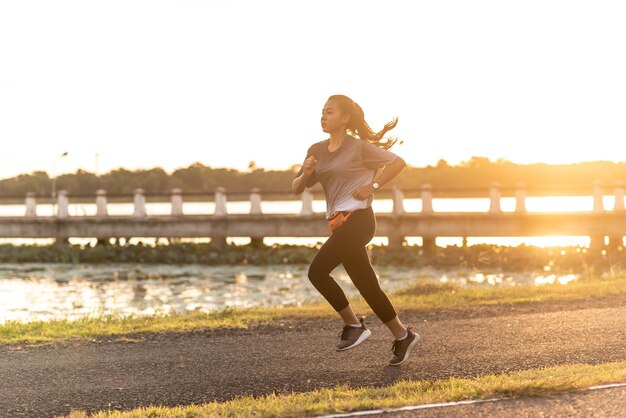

{"left": 515, "top": 182, "right": 527, "bottom": 213}
{"left": 53, "top": 190, "right": 70, "bottom": 247}
{"left": 95, "top": 189, "right": 111, "bottom": 245}
{"left": 489, "top": 182, "right": 502, "bottom": 213}
{"left": 392, "top": 186, "right": 405, "bottom": 215}
{"left": 133, "top": 188, "right": 146, "bottom": 218}
{"left": 593, "top": 180, "right": 604, "bottom": 213}
{"left": 171, "top": 188, "right": 183, "bottom": 216}
{"left": 25, "top": 192, "right": 37, "bottom": 217}
{"left": 422, "top": 237, "right": 437, "bottom": 255}
{"left": 613, "top": 180, "right": 624, "bottom": 211}
{"left": 608, "top": 181, "right": 625, "bottom": 250}
{"left": 250, "top": 188, "right": 262, "bottom": 214}
{"left": 590, "top": 235, "right": 606, "bottom": 254}
{"left": 249, "top": 188, "right": 265, "bottom": 247}
{"left": 96, "top": 189, "right": 108, "bottom": 217}
{"left": 420, "top": 184, "right": 433, "bottom": 213}
{"left": 300, "top": 189, "right": 314, "bottom": 215}
{"left": 211, "top": 187, "right": 228, "bottom": 248}
{"left": 388, "top": 186, "right": 406, "bottom": 249}
{"left": 214, "top": 187, "right": 227, "bottom": 216}
{"left": 420, "top": 184, "right": 435, "bottom": 254}
{"left": 57, "top": 190, "right": 69, "bottom": 218}
{"left": 590, "top": 181, "right": 605, "bottom": 253}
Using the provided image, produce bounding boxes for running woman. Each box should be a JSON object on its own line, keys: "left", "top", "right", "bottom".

{"left": 292, "top": 94, "right": 420, "bottom": 366}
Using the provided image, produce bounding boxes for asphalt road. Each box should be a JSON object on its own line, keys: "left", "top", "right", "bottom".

{"left": 1, "top": 294, "right": 625, "bottom": 417}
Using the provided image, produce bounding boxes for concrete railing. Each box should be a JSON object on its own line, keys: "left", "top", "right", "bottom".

{"left": 2, "top": 181, "right": 625, "bottom": 249}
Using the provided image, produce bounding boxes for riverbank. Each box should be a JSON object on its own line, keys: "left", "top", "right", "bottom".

{"left": 1, "top": 274, "right": 625, "bottom": 346}
{"left": 1, "top": 241, "right": 624, "bottom": 272}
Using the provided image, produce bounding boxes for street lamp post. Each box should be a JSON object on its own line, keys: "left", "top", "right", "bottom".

{"left": 51, "top": 151, "right": 69, "bottom": 216}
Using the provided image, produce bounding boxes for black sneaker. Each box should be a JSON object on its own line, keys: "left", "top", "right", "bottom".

{"left": 336, "top": 317, "right": 372, "bottom": 351}
{"left": 388, "top": 326, "right": 420, "bottom": 366}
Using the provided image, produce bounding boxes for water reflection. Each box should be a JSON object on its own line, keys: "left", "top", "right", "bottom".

{"left": 0, "top": 263, "right": 582, "bottom": 325}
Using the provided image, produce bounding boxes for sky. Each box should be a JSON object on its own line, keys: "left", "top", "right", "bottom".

{"left": 1, "top": 0, "right": 625, "bottom": 180}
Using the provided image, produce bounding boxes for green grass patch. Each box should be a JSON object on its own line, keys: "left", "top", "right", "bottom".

{"left": 63, "top": 360, "right": 626, "bottom": 417}
{"left": 2, "top": 274, "right": 625, "bottom": 346}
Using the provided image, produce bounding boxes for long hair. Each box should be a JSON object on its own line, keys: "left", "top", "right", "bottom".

{"left": 327, "top": 94, "right": 402, "bottom": 150}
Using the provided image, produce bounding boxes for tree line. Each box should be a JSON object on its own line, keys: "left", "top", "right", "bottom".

{"left": 1, "top": 157, "right": 625, "bottom": 200}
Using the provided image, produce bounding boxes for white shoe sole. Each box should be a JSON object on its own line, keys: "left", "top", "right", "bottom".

{"left": 336, "top": 329, "right": 372, "bottom": 351}
{"left": 388, "top": 333, "right": 421, "bottom": 366}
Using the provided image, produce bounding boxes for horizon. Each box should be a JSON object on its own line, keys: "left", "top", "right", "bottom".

{"left": 4, "top": 155, "right": 626, "bottom": 182}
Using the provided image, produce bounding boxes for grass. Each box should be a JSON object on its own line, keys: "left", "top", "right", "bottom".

{"left": 2, "top": 274, "right": 625, "bottom": 345}
{"left": 62, "top": 360, "right": 626, "bottom": 417}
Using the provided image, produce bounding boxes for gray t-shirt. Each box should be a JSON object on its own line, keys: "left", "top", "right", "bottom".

{"left": 295, "top": 134, "right": 399, "bottom": 219}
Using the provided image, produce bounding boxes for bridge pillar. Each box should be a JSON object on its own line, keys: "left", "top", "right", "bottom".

{"left": 53, "top": 236, "right": 70, "bottom": 247}
{"left": 609, "top": 181, "right": 625, "bottom": 251}
{"left": 171, "top": 188, "right": 183, "bottom": 216}
{"left": 613, "top": 181, "right": 624, "bottom": 211}
{"left": 54, "top": 190, "right": 70, "bottom": 247}
{"left": 250, "top": 188, "right": 262, "bottom": 214}
{"left": 392, "top": 186, "right": 405, "bottom": 215}
{"left": 593, "top": 180, "right": 604, "bottom": 213}
{"left": 25, "top": 192, "right": 37, "bottom": 217}
{"left": 210, "top": 187, "right": 228, "bottom": 248}
{"left": 210, "top": 236, "right": 227, "bottom": 249}
{"left": 96, "top": 189, "right": 108, "bottom": 217}
{"left": 422, "top": 237, "right": 436, "bottom": 255}
{"left": 388, "top": 186, "right": 406, "bottom": 249}
{"left": 249, "top": 188, "right": 265, "bottom": 247}
{"left": 249, "top": 237, "right": 265, "bottom": 247}
{"left": 589, "top": 235, "right": 606, "bottom": 253}
{"left": 96, "top": 190, "right": 111, "bottom": 244}
{"left": 133, "top": 188, "right": 146, "bottom": 218}
{"left": 489, "top": 182, "right": 502, "bottom": 213}
{"left": 515, "top": 182, "right": 527, "bottom": 213}
{"left": 607, "top": 236, "right": 623, "bottom": 252}
{"left": 300, "top": 189, "right": 314, "bottom": 215}
{"left": 214, "top": 187, "right": 227, "bottom": 216}
{"left": 56, "top": 190, "right": 69, "bottom": 218}
{"left": 96, "top": 189, "right": 111, "bottom": 244}
{"left": 420, "top": 184, "right": 433, "bottom": 213}
{"left": 388, "top": 235, "right": 406, "bottom": 249}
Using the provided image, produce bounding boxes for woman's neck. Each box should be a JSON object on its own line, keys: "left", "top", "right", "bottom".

{"left": 328, "top": 130, "right": 347, "bottom": 147}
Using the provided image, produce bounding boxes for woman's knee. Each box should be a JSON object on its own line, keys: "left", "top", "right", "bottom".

{"left": 307, "top": 261, "right": 330, "bottom": 284}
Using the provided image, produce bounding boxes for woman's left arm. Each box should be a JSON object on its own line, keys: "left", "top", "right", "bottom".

{"left": 352, "top": 157, "right": 407, "bottom": 200}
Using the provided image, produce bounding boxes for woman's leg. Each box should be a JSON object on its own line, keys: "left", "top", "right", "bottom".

{"left": 307, "top": 208, "right": 376, "bottom": 322}
{"left": 337, "top": 304, "right": 359, "bottom": 325}
{"left": 384, "top": 316, "right": 408, "bottom": 340}
{"left": 342, "top": 247, "right": 407, "bottom": 339}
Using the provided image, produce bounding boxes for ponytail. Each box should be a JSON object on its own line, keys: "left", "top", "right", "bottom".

{"left": 328, "top": 94, "right": 402, "bottom": 150}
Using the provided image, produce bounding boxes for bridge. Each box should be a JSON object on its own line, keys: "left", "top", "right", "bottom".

{"left": 0, "top": 181, "right": 625, "bottom": 250}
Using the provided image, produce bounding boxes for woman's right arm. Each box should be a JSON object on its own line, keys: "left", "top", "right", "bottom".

{"left": 292, "top": 171, "right": 311, "bottom": 195}
{"left": 292, "top": 149, "right": 318, "bottom": 194}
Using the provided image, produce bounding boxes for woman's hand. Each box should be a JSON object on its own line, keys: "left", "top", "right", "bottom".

{"left": 352, "top": 184, "right": 374, "bottom": 200}
{"left": 302, "top": 155, "right": 318, "bottom": 176}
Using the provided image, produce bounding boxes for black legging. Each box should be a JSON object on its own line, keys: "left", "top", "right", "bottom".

{"left": 307, "top": 205, "right": 398, "bottom": 323}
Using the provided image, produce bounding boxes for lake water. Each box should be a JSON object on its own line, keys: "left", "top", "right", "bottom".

{"left": 0, "top": 196, "right": 609, "bottom": 325}
{"left": 0, "top": 195, "right": 622, "bottom": 248}
{"left": 0, "top": 262, "right": 578, "bottom": 325}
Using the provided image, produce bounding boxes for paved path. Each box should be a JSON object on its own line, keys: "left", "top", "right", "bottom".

{"left": 1, "top": 295, "right": 625, "bottom": 417}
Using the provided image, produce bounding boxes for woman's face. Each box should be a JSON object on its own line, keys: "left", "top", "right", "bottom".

{"left": 321, "top": 100, "right": 349, "bottom": 134}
